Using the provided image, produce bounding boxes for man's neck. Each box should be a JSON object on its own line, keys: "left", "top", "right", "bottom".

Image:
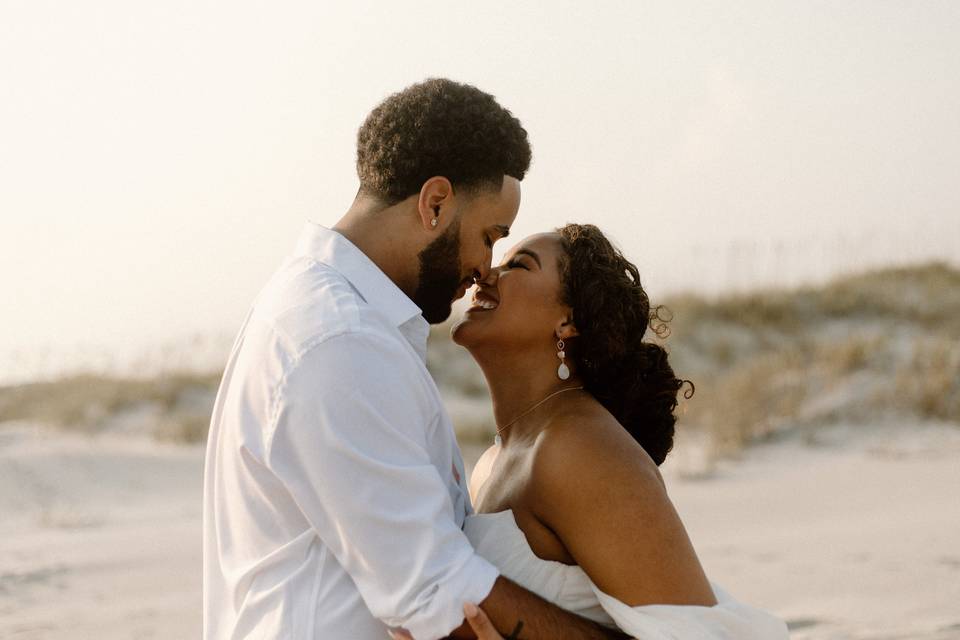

{"left": 332, "top": 196, "right": 419, "bottom": 299}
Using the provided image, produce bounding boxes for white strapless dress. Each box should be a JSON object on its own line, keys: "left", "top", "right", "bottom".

{"left": 464, "top": 510, "right": 789, "bottom": 639}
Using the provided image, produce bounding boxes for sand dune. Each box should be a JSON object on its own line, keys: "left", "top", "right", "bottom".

{"left": 2, "top": 421, "right": 958, "bottom": 639}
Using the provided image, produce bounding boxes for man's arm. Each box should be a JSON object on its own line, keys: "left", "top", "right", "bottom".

{"left": 445, "top": 577, "right": 628, "bottom": 640}
{"left": 266, "top": 330, "right": 500, "bottom": 640}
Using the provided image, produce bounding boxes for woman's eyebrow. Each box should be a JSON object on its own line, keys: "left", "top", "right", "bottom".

{"left": 513, "top": 248, "right": 541, "bottom": 267}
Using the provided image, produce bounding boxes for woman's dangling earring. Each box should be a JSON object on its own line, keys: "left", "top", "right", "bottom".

{"left": 556, "top": 338, "right": 570, "bottom": 380}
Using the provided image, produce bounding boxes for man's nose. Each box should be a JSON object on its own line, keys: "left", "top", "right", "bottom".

{"left": 476, "top": 265, "right": 500, "bottom": 288}
{"left": 474, "top": 259, "right": 491, "bottom": 284}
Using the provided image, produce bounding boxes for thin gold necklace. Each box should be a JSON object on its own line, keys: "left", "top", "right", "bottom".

{"left": 494, "top": 386, "right": 584, "bottom": 445}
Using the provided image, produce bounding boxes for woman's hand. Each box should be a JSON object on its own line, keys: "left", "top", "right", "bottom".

{"left": 464, "top": 602, "right": 505, "bottom": 639}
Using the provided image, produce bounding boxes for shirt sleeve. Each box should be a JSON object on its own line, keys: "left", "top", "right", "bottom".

{"left": 264, "top": 329, "right": 499, "bottom": 640}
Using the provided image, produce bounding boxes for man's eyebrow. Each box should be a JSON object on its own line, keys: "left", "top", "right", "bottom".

{"left": 493, "top": 225, "right": 510, "bottom": 239}
{"left": 514, "top": 248, "right": 541, "bottom": 268}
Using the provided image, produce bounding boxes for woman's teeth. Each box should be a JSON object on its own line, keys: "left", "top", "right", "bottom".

{"left": 475, "top": 299, "right": 498, "bottom": 310}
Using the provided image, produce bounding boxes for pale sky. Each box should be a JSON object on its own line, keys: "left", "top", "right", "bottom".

{"left": 2, "top": 1, "right": 959, "bottom": 380}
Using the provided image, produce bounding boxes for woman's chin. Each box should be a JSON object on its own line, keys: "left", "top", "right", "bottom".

{"left": 450, "top": 311, "right": 489, "bottom": 346}
{"left": 449, "top": 317, "right": 472, "bottom": 346}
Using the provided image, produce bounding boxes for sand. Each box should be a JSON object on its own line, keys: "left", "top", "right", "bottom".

{"left": 0, "top": 425, "right": 203, "bottom": 639}
{"left": 662, "top": 424, "right": 960, "bottom": 639}
{"left": 1, "top": 421, "right": 958, "bottom": 639}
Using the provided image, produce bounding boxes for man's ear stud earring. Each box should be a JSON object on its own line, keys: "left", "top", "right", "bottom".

{"left": 431, "top": 218, "right": 438, "bottom": 228}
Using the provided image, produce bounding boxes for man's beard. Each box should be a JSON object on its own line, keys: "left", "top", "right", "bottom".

{"left": 413, "top": 217, "right": 467, "bottom": 324}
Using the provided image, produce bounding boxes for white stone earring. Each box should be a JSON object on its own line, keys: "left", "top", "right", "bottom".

{"left": 430, "top": 217, "right": 438, "bottom": 227}
{"left": 556, "top": 339, "right": 570, "bottom": 380}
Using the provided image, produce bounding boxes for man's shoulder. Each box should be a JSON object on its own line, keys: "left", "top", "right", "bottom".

{"left": 253, "top": 256, "right": 385, "bottom": 358}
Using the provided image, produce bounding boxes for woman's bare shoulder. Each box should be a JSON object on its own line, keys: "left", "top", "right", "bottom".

{"left": 527, "top": 405, "right": 715, "bottom": 606}
{"left": 530, "top": 405, "right": 664, "bottom": 500}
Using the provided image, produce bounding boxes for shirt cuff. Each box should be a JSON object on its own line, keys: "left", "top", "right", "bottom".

{"left": 405, "top": 553, "right": 500, "bottom": 640}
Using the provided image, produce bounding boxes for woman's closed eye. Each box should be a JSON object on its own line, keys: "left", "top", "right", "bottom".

{"left": 503, "top": 258, "right": 529, "bottom": 270}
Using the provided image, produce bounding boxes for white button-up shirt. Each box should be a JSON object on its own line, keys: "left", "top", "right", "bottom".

{"left": 203, "top": 223, "right": 499, "bottom": 639}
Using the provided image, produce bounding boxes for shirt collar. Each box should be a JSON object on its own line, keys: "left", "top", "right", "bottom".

{"left": 293, "top": 222, "right": 425, "bottom": 331}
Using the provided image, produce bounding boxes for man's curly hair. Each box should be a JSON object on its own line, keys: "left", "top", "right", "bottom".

{"left": 356, "top": 78, "right": 532, "bottom": 205}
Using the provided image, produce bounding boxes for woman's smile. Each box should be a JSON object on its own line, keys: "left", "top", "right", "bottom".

{"left": 467, "top": 288, "right": 500, "bottom": 312}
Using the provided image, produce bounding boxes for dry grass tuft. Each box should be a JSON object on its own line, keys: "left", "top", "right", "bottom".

{"left": 153, "top": 413, "right": 214, "bottom": 444}
{"left": 0, "top": 372, "right": 220, "bottom": 441}
{"left": 666, "top": 262, "right": 960, "bottom": 457}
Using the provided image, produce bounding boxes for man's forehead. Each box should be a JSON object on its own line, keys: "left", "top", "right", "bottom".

{"left": 501, "top": 175, "right": 522, "bottom": 197}
{"left": 491, "top": 175, "right": 521, "bottom": 211}
{"left": 468, "top": 176, "right": 520, "bottom": 230}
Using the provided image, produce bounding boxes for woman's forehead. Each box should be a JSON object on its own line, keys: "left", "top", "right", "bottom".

{"left": 508, "top": 231, "right": 562, "bottom": 255}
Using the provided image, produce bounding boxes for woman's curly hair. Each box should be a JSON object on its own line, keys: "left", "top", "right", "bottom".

{"left": 556, "top": 224, "right": 693, "bottom": 465}
{"left": 356, "top": 78, "right": 532, "bottom": 205}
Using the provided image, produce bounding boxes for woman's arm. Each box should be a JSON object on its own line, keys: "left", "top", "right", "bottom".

{"left": 529, "top": 417, "right": 717, "bottom": 608}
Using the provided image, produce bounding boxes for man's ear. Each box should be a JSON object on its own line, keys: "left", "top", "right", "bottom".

{"left": 555, "top": 316, "right": 579, "bottom": 341}
{"left": 417, "top": 176, "right": 454, "bottom": 232}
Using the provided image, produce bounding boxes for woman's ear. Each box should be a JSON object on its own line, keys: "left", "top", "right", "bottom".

{"left": 555, "top": 316, "right": 579, "bottom": 341}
